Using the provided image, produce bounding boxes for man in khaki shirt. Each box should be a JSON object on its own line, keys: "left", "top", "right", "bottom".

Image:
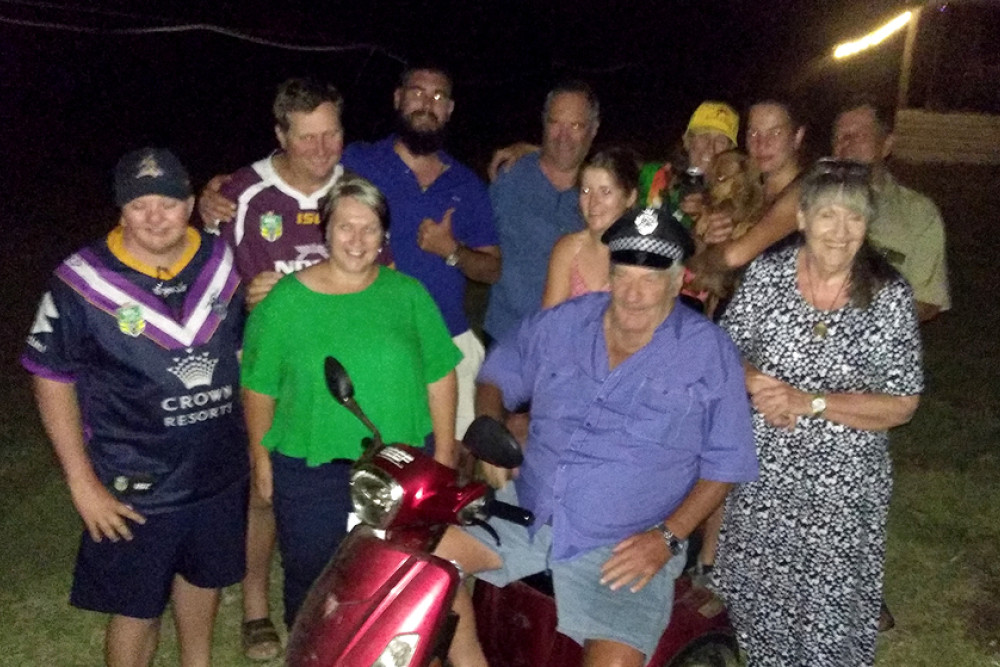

{"left": 833, "top": 99, "right": 950, "bottom": 322}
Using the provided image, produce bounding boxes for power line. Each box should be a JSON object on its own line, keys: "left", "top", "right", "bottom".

{"left": 0, "top": 12, "right": 407, "bottom": 61}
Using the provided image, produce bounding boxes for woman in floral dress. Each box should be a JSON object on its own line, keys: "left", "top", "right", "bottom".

{"left": 715, "top": 159, "right": 924, "bottom": 666}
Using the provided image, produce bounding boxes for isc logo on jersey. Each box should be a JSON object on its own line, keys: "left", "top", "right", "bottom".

{"left": 260, "top": 211, "right": 283, "bottom": 242}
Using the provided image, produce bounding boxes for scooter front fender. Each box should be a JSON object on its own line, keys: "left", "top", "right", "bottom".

{"left": 287, "top": 527, "right": 460, "bottom": 667}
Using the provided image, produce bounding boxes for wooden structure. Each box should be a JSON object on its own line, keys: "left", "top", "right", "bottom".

{"left": 894, "top": 0, "right": 1000, "bottom": 163}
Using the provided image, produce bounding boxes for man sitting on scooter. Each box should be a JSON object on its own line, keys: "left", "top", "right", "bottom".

{"left": 435, "top": 206, "right": 759, "bottom": 667}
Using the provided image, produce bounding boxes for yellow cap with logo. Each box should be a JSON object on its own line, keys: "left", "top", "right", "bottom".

{"left": 686, "top": 101, "right": 739, "bottom": 146}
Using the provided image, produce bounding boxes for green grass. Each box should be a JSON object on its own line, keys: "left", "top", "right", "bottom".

{"left": 1, "top": 164, "right": 999, "bottom": 665}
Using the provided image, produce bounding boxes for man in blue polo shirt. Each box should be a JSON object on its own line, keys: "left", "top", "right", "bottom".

{"left": 341, "top": 65, "right": 500, "bottom": 437}
{"left": 199, "top": 67, "right": 499, "bottom": 439}
{"left": 437, "top": 207, "right": 758, "bottom": 667}
{"left": 483, "top": 80, "right": 599, "bottom": 344}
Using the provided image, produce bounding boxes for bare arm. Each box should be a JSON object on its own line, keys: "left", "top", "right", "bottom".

{"left": 417, "top": 208, "right": 503, "bottom": 284}
{"left": 692, "top": 183, "right": 801, "bottom": 273}
{"left": 746, "top": 363, "right": 920, "bottom": 431}
{"left": 427, "top": 371, "right": 458, "bottom": 468}
{"left": 474, "top": 381, "right": 507, "bottom": 421}
{"left": 488, "top": 142, "right": 541, "bottom": 182}
{"left": 541, "top": 235, "right": 576, "bottom": 308}
{"left": 197, "top": 174, "right": 236, "bottom": 229}
{"left": 33, "top": 376, "right": 146, "bottom": 542}
{"left": 242, "top": 388, "right": 276, "bottom": 501}
{"left": 473, "top": 382, "right": 517, "bottom": 487}
{"left": 602, "top": 479, "right": 732, "bottom": 592}
{"left": 916, "top": 301, "right": 941, "bottom": 322}
{"left": 455, "top": 245, "right": 502, "bottom": 284}
{"left": 245, "top": 271, "right": 284, "bottom": 311}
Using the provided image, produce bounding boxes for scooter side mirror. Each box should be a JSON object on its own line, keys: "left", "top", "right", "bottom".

{"left": 463, "top": 416, "right": 523, "bottom": 469}
{"left": 324, "top": 356, "right": 355, "bottom": 404}
{"left": 323, "top": 356, "right": 384, "bottom": 450}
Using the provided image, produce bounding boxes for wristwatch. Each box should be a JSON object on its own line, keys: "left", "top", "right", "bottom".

{"left": 445, "top": 244, "right": 462, "bottom": 267}
{"left": 658, "top": 524, "right": 684, "bottom": 556}
{"left": 810, "top": 393, "right": 827, "bottom": 417}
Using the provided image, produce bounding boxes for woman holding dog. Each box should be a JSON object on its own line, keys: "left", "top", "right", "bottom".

{"left": 691, "top": 97, "right": 807, "bottom": 270}
{"left": 713, "top": 159, "right": 923, "bottom": 665}
{"left": 541, "top": 147, "right": 639, "bottom": 306}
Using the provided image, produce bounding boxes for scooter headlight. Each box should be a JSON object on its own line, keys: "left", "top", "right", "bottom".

{"left": 350, "top": 465, "right": 403, "bottom": 529}
{"left": 372, "top": 633, "right": 420, "bottom": 667}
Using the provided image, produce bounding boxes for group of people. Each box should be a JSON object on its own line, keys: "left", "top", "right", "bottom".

{"left": 21, "top": 63, "right": 950, "bottom": 667}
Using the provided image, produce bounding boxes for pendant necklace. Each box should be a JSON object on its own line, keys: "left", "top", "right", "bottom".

{"left": 805, "top": 258, "right": 849, "bottom": 340}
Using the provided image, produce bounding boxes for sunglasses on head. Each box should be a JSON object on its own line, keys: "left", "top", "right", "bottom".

{"left": 811, "top": 157, "right": 872, "bottom": 181}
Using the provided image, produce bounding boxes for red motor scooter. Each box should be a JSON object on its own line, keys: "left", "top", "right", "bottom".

{"left": 287, "top": 357, "right": 740, "bottom": 667}
{"left": 286, "top": 357, "right": 531, "bottom": 667}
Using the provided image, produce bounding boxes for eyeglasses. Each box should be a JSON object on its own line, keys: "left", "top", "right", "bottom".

{"left": 403, "top": 86, "right": 449, "bottom": 102}
{"left": 811, "top": 157, "right": 871, "bottom": 180}
{"left": 747, "top": 126, "right": 788, "bottom": 140}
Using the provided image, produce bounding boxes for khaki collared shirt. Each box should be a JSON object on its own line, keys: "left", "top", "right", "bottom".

{"left": 869, "top": 173, "right": 951, "bottom": 310}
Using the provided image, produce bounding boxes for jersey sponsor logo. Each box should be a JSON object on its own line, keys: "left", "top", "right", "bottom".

{"left": 162, "top": 349, "right": 234, "bottom": 427}
{"left": 260, "top": 211, "right": 283, "bottom": 242}
{"left": 166, "top": 348, "right": 218, "bottom": 389}
{"left": 153, "top": 281, "right": 188, "bottom": 297}
{"left": 30, "top": 292, "right": 59, "bottom": 335}
{"left": 274, "top": 259, "right": 321, "bottom": 274}
{"left": 161, "top": 385, "right": 235, "bottom": 427}
{"left": 161, "top": 385, "right": 233, "bottom": 411}
{"left": 296, "top": 211, "right": 321, "bottom": 225}
{"left": 273, "top": 242, "right": 329, "bottom": 274}
{"left": 116, "top": 303, "right": 146, "bottom": 337}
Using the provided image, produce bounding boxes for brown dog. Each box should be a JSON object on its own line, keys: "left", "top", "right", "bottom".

{"left": 704, "top": 149, "right": 764, "bottom": 239}
{"left": 691, "top": 150, "right": 764, "bottom": 315}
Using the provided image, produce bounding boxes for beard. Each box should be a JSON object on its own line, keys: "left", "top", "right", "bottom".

{"left": 396, "top": 111, "right": 448, "bottom": 156}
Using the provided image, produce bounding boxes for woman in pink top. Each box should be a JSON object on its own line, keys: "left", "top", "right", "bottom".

{"left": 541, "top": 147, "right": 639, "bottom": 307}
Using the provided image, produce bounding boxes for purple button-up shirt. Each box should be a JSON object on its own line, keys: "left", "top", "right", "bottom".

{"left": 479, "top": 292, "right": 758, "bottom": 560}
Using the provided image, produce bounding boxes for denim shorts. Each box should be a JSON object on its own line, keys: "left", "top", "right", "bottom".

{"left": 464, "top": 483, "right": 686, "bottom": 659}
{"left": 71, "top": 479, "right": 248, "bottom": 619}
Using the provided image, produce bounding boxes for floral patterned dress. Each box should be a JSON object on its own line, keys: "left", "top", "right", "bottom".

{"left": 715, "top": 245, "right": 924, "bottom": 666}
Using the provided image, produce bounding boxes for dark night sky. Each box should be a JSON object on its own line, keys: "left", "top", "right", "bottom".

{"left": 1, "top": 0, "right": 915, "bottom": 232}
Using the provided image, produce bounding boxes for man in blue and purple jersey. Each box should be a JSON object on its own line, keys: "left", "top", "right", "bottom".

{"left": 23, "top": 148, "right": 248, "bottom": 667}
{"left": 435, "top": 207, "right": 758, "bottom": 667}
{"left": 340, "top": 65, "right": 500, "bottom": 438}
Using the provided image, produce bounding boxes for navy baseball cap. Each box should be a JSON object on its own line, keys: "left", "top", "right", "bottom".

{"left": 601, "top": 207, "right": 695, "bottom": 269}
{"left": 113, "top": 147, "right": 192, "bottom": 207}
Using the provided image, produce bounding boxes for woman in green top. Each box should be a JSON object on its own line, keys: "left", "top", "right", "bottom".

{"left": 241, "top": 174, "right": 462, "bottom": 627}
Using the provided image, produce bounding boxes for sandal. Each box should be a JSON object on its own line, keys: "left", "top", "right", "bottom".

{"left": 878, "top": 600, "right": 896, "bottom": 632}
{"left": 242, "top": 618, "right": 281, "bottom": 662}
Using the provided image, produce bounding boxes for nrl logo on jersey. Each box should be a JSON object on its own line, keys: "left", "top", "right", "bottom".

{"left": 116, "top": 303, "right": 145, "bottom": 337}
{"left": 167, "top": 348, "right": 219, "bottom": 389}
{"left": 260, "top": 211, "right": 283, "bottom": 242}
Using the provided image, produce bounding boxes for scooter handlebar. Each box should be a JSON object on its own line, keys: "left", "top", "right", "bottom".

{"left": 484, "top": 499, "right": 535, "bottom": 527}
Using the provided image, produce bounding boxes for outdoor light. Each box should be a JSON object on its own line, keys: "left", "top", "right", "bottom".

{"left": 833, "top": 10, "right": 913, "bottom": 59}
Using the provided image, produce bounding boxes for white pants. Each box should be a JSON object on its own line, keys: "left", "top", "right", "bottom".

{"left": 452, "top": 329, "right": 486, "bottom": 438}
